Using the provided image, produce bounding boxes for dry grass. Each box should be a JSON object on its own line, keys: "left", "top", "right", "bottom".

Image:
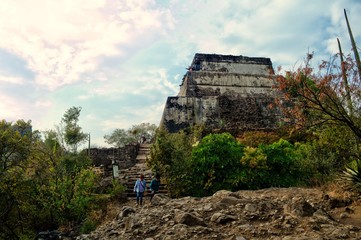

{"left": 100, "top": 201, "right": 123, "bottom": 224}
{"left": 321, "top": 180, "right": 359, "bottom": 200}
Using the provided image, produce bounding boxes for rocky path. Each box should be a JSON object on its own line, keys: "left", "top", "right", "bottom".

{"left": 78, "top": 187, "right": 361, "bottom": 240}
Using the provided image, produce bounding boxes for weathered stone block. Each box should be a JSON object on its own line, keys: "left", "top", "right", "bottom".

{"left": 160, "top": 53, "right": 281, "bottom": 133}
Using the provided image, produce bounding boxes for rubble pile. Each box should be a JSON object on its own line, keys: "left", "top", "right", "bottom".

{"left": 78, "top": 188, "right": 361, "bottom": 240}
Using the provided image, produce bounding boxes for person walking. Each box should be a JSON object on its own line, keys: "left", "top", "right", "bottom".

{"left": 149, "top": 173, "right": 160, "bottom": 201}
{"left": 134, "top": 174, "right": 146, "bottom": 207}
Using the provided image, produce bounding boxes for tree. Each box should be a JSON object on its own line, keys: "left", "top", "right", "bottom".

{"left": 0, "top": 120, "right": 36, "bottom": 239}
{"left": 104, "top": 129, "right": 134, "bottom": 148}
{"left": 0, "top": 113, "right": 113, "bottom": 238}
{"left": 61, "top": 107, "right": 88, "bottom": 153}
{"left": 104, "top": 123, "right": 157, "bottom": 147}
{"left": 275, "top": 10, "right": 361, "bottom": 141}
{"left": 148, "top": 127, "right": 193, "bottom": 197}
{"left": 128, "top": 122, "right": 157, "bottom": 143}
{"left": 44, "top": 108, "right": 99, "bottom": 225}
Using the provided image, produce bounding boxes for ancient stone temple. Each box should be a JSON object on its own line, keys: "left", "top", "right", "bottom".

{"left": 160, "top": 53, "right": 281, "bottom": 133}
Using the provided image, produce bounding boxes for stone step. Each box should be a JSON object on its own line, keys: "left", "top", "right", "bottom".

{"left": 118, "top": 143, "right": 168, "bottom": 198}
{"left": 124, "top": 184, "right": 167, "bottom": 189}
{"left": 138, "top": 148, "right": 150, "bottom": 152}
{"left": 124, "top": 191, "right": 168, "bottom": 199}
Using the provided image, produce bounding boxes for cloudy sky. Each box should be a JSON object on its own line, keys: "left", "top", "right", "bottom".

{"left": 1, "top": 0, "right": 360, "bottom": 147}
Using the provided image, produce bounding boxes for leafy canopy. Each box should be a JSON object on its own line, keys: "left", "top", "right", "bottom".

{"left": 61, "top": 106, "right": 88, "bottom": 153}
{"left": 148, "top": 127, "right": 193, "bottom": 197}
{"left": 275, "top": 9, "right": 361, "bottom": 139}
{"left": 104, "top": 122, "right": 157, "bottom": 147}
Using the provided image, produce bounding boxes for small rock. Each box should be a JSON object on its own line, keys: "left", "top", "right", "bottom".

{"left": 174, "top": 212, "right": 206, "bottom": 226}
{"left": 285, "top": 197, "right": 315, "bottom": 217}
{"left": 340, "top": 212, "right": 349, "bottom": 219}
{"left": 213, "top": 190, "right": 232, "bottom": 198}
{"left": 238, "top": 224, "right": 252, "bottom": 230}
{"left": 118, "top": 206, "right": 135, "bottom": 218}
{"left": 151, "top": 194, "right": 171, "bottom": 206}
{"left": 235, "top": 237, "right": 247, "bottom": 240}
{"left": 220, "top": 196, "right": 240, "bottom": 205}
{"left": 330, "top": 228, "right": 350, "bottom": 238}
{"left": 244, "top": 203, "right": 257, "bottom": 212}
{"left": 202, "top": 203, "right": 213, "bottom": 212}
{"left": 345, "top": 207, "right": 354, "bottom": 214}
{"left": 210, "top": 212, "right": 237, "bottom": 224}
{"left": 313, "top": 209, "right": 334, "bottom": 223}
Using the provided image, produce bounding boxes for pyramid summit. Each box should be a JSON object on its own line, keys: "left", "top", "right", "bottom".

{"left": 160, "top": 53, "right": 280, "bottom": 133}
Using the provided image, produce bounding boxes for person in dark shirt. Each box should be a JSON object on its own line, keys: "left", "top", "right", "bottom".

{"left": 149, "top": 173, "right": 160, "bottom": 201}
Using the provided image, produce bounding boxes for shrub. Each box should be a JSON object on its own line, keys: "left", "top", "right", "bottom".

{"left": 238, "top": 146, "right": 269, "bottom": 189}
{"left": 290, "top": 124, "right": 359, "bottom": 186}
{"left": 108, "top": 179, "right": 126, "bottom": 200}
{"left": 258, "top": 139, "right": 304, "bottom": 187}
{"left": 79, "top": 218, "right": 98, "bottom": 234}
{"left": 190, "top": 133, "right": 244, "bottom": 196}
{"left": 340, "top": 160, "right": 361, "bottom": 193}
{"left": 148, "top": 128, "right": 193, "bottom": 197}
{"left": 294, "top": 141, "right": 338, "bottom": 185}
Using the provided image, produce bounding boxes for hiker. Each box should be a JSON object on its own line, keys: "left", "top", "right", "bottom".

{"left": 149, "top": 173, "right": 160, "bottom": 201}
{"left": 140, "top": 135, "right": 146, "bottom": 144}
{"left": 134, "top": 174, "right": 146, "bottom": 206}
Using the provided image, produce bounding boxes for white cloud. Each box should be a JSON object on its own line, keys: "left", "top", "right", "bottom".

{"left": 0, "top": 95, "right": 23, "bottom": 120}
{"left": 0, "top": 0, "right": 175, "bottom": 90}
{"left": 1, "top": 0, "right": 361, "bottom": 146}
{"left": 35, "top": 99, "right": 52, "bottom": 108}
{"left": 0, "top": 75, "right": 25, "bottom": 84}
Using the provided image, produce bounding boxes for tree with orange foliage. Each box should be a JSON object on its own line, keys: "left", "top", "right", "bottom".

{"left": 275, "top": 9, "right": 361, "bottom": 140}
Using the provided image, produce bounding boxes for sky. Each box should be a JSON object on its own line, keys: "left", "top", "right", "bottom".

{"left": 0, "top": 0, "right": 360, "bottom": 148}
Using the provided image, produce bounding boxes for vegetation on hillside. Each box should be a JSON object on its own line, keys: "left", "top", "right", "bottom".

{"left": 0, "top": 107, "right": 122, "bottom": 239}
{"left": 104, "top": 123, "right": 157, "bottom": 147}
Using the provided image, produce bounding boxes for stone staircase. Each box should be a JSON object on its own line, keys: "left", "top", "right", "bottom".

{"left": 119, "top": 144, "right": 167, "bottom": 198}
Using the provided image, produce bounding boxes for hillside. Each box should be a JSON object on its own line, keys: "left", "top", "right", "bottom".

{"left": 77, "top": 187, "right": 361, "bottom": 240}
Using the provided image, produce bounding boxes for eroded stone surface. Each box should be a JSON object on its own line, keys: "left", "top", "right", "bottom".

{"left": 77, "top": 188, "right": 361, "bottom": 240}
{"left": 160, "top": 53, "right": 281, "bottom": 133}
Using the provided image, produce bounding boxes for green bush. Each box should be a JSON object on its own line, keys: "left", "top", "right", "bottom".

{"left": 258, "top": 139, "right": 304, "bottom": 187}
{"left": 149, "top": 126, "right": 353, "bottom": 197}
{"left": 190, "top": 133, "right": 245, "bottom": 196}
{"left": 109, "top": 179, "right": 126, "bottom": 198}
{"left": 238, "top": 146, "right": 269, "bottom": 189}
{"left": 294, "top": 141, "right": 338, "bottom": 185}
{"left": 79, "top": 218, "right": 98, "bottom": 234}
{"left": 291, "top": 125, "right": 358, "bottom": 185}
{"left": 148, "top": 128, "right": 193, "bottom": 197}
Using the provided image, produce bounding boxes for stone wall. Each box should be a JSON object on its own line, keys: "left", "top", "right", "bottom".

{"left": 161, "top": 96, "right": 219, "bottom": 133}
{"left": 88, "top": 144, "right": 139, "bottom": 174}
{"left": 217, "top": 95, "right": 279, "bottom": 131}
{"left": 161, "top": 95, "right": 279, "bottom": 133}
{"left": 190, "top": 53, "right": 273, "bottom": 74}
{"left": 160, "top": 53, "right": 281, "bottom": 133}
{"left": 178, "top": 72, "right": 275, "bottom": 97}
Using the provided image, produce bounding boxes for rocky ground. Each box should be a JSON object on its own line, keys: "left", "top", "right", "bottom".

{"left": 77, "top": 187, "right": 361, "bottom": 240}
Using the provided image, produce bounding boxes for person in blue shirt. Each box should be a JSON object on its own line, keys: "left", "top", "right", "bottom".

{"left": 149, "top": 173, "right": 160, "bottom": 201}
{"left": 134, "top": 174, "right": 146, "bottom": 206}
